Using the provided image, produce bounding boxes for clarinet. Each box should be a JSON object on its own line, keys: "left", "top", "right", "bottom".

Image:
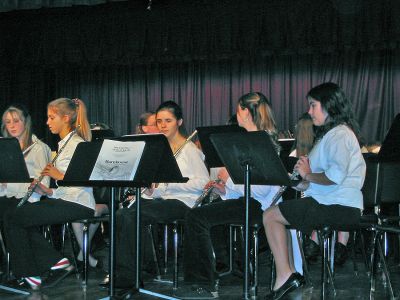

{"left": 268, "top": 170, "right": 299, "bottom": 208}
{"left": 17, "top": 128, "right": 78, "bottom": 208}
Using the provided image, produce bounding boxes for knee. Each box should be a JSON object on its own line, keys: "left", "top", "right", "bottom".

{"left": 185, "top": 208, "right": 207, "bottom": 229}
{"left": 262, "top": 206, "right": 278, "bottom": 227}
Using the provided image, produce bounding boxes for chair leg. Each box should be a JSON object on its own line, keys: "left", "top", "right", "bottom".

{"left": 250, "top": 227, "right": 258, "bottom": 299}
{"left": 218, "top": 225, "right": 234, "bottom": 277}
{"left": 147, "top": 225, "right": 162, "bottom": 280}
{"left": 173, "top": 223, "right": 179, "bottom": 290}
{"left": 350, "top": 231, "right": 359, "bottom": 276}
{"left": 82, "top": 222, "right": 89, "bottom": 286}
{"left": 369, "top": 230, "right": 378, "bottom": 300}
{"left": 0, "top": 229, "right": 10, "bottom": 280}
{"left": 358, "top": 229, "right": 370, "bottom": 275}
{"left": 163, "top": 225, "right": 168, "bottom": 275}
{"left": 270, "top": 255, "right": 275, "bottom": 292}
{"left": 65, "top": 224, "right": 79, "bottom": 274}
{"left": 319, "top": 230, "right": 336, "bottom": 300}
{"left": 296, "top": 230, "right": 312, "bottom": 286}
{"left": 376, "top": 234, "right": 395, "bottom": 299}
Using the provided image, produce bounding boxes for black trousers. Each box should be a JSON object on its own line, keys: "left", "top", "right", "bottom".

{"left": 115, "top": 198, "right": 190, "bottom": 281}
{"left": 183, "top": 198, "right": 263, "bottom": 287}
{"left": 3, "top": 198, "right": 93, "bottom": 277}
{"left": 0, "top": 196, "right": 20, "bottom": 220}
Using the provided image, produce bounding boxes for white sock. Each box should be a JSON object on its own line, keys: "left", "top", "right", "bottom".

{"left": 51, "top": 258, "right": 70, "bottom": 270}
{"left": 24, "top": 276, "right": 41, "bottom": 288}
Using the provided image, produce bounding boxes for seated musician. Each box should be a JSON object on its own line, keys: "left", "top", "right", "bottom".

{"left": 263, "top": 82, "right": 366, "bottom": 300}
{"left": 177, "top": 92, "right": 303, "bottom": 299}
{"left": 3, "top": 98, "right": 96, "bottom": 290}
{"left": 100, "top": 100, "right": 209, "bottom": 289}
{"left": 135, "top": 111, "right": 158, "bottom": 134}
{"left": 0, "top": 104, "right": 51, "bottom": 220}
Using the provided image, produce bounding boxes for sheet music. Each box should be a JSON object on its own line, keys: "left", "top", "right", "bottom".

{"left": 89, "top": 139, "right": 146, "bottom": 181}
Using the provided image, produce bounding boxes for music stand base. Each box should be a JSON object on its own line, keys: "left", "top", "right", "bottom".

{"left": 0, "top": 284, "right": 30, "bottom": 295}
{"left": 98, "top": 288, "right": 178, "bottom": 300}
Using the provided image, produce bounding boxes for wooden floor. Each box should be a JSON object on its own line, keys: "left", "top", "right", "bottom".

{"left": 0, "top": 239, "right": 399, "bottom": 300}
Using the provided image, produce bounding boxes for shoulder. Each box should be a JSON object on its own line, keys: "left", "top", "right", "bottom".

{"left": 182, "top": 141, "right": 204, "bottom": 158}
{"left": 32, "top": 135, "right": 51, "bottom": 154}
{"left": 324, "top": 125, "right": 356, "bottom": 142}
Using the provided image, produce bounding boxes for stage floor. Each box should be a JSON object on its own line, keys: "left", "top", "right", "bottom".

{"left": 1, "top": 239, "right": 399, "bottom": 299}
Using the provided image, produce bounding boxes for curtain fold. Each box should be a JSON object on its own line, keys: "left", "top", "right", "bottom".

{"left": 1, "top": 50, "right": 398, "bottom": 146}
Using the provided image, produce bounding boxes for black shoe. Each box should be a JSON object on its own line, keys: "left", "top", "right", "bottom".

{"left": 304, "top": 239, "right": 320, "bottom": 260}
{"left": 42, "top": 266, "right": 75, "bottom": 288}
{"left": 265, "top": 273, "right": 304, "bottom": 300}
{"left": 98, "top": 274, "right": 137, "bottom": 290}
{"left": 334, "top": 242, "right": 348, "bottom": 266}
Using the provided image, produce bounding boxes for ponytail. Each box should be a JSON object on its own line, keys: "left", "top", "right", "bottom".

{"left": 48, "top": 98, "right": 92, "bottom": 141}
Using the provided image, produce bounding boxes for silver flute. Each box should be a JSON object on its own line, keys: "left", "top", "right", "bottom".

{"left": 17, "top": 128, "right": 78, "bottom": 208}
{"left": 193, "top": 178, "right": 222, "bottom": 208}
{"left": 268, "top": 170, "right": 299, "bottom": 208}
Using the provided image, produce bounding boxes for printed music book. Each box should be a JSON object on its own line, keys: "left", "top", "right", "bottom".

{"left": 89, "top": 139, "right": 145, "bottom": 181}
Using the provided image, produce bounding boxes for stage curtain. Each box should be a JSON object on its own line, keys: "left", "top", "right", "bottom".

{"left": 0, "top": 0, "right": 399, "bottom": 145}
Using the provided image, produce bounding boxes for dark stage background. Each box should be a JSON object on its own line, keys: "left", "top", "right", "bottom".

{"left": 0, "top": 0, "right": 399, "bottom": 148}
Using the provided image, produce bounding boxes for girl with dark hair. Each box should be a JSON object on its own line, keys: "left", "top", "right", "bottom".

{"left": 263, "top": 83, "right": 366, "bottom": 300}
{"left": 178, "top": 92, "right": 294, "bottom": 299}
{"left": 103, "top": 100, "right": 209, "bottom": 288}
{"left": 3, "top": 98, "right": 96, "bottom": 290}
{"left": 0, "top": 105, "right": 51, "bottom": 217}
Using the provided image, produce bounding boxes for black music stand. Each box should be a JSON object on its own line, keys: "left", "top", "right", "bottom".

{"left": 59, "top": 134, "right": 187, "bottom": 300}
{"left": 196, "top": 125, "right": 245, "bottom": 168}
{"left": 378, "top": 113, "right": 400, "bottom": 162}
{"left": 210, "top": 131, "right": 299, "bottom": 300}
{"left": 0, "top": 138, "right": 31, "bottom": 296}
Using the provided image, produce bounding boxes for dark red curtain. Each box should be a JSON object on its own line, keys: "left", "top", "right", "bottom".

{"left": 0, "top": 0, "right": 399, "bottom": 145}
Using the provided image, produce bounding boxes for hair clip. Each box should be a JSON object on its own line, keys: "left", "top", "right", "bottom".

{"left": 72, "top": 98, "right": 80, "bottom": 106}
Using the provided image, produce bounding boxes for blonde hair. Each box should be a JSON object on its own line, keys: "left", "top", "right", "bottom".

{"left": 238, "top": 92, "right": 280, "bottom": 152}
{"left": 48, "top": 98, "right": 92, "bottom": 141}
{"left": 1, "top": 105, "right": 33, "bottom": 151}
{"left": 294, "top": 113, "right": 315, "bottom": 157}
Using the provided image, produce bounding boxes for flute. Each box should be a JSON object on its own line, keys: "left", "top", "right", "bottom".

{"left": 268, "top": 170, "right": 299, "bottom": 208}
{"left": 17, "top": 128, "right": 78, "bottom": 208}
{"left": 193, "top": 179, "right": 222, "bottom": 208}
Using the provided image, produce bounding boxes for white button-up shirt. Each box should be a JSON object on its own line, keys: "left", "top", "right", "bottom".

{"left": 49, "top": 132, "right": 95, "bottom": 210}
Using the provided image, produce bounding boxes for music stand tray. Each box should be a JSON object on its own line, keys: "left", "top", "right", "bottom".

{"left": 59, "top": 134, "right": 187, "bottom": 300}
{"left": 0, "top": 138, "right": 31, "bottom": 296}
{"left": 209, "top": 130, "right": 298, "bottom": 299}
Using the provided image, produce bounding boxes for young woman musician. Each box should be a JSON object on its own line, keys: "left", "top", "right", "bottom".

{"left": 104, "top": 100, "right": 209, "bottom": 288}
{"left": 135, "top": 111, "right": 158, "bottom": 134}
{"left": 3, "top": 98, "right": 95, "bottom": 290}
{"left": 0, "top": 105, "right": 51, "bottom": 219}
{"left": 263, "top": 82, "right": 366, "bottom": 300}
{"left": 178, "top": 92, "right": 293, "bottom": 299}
